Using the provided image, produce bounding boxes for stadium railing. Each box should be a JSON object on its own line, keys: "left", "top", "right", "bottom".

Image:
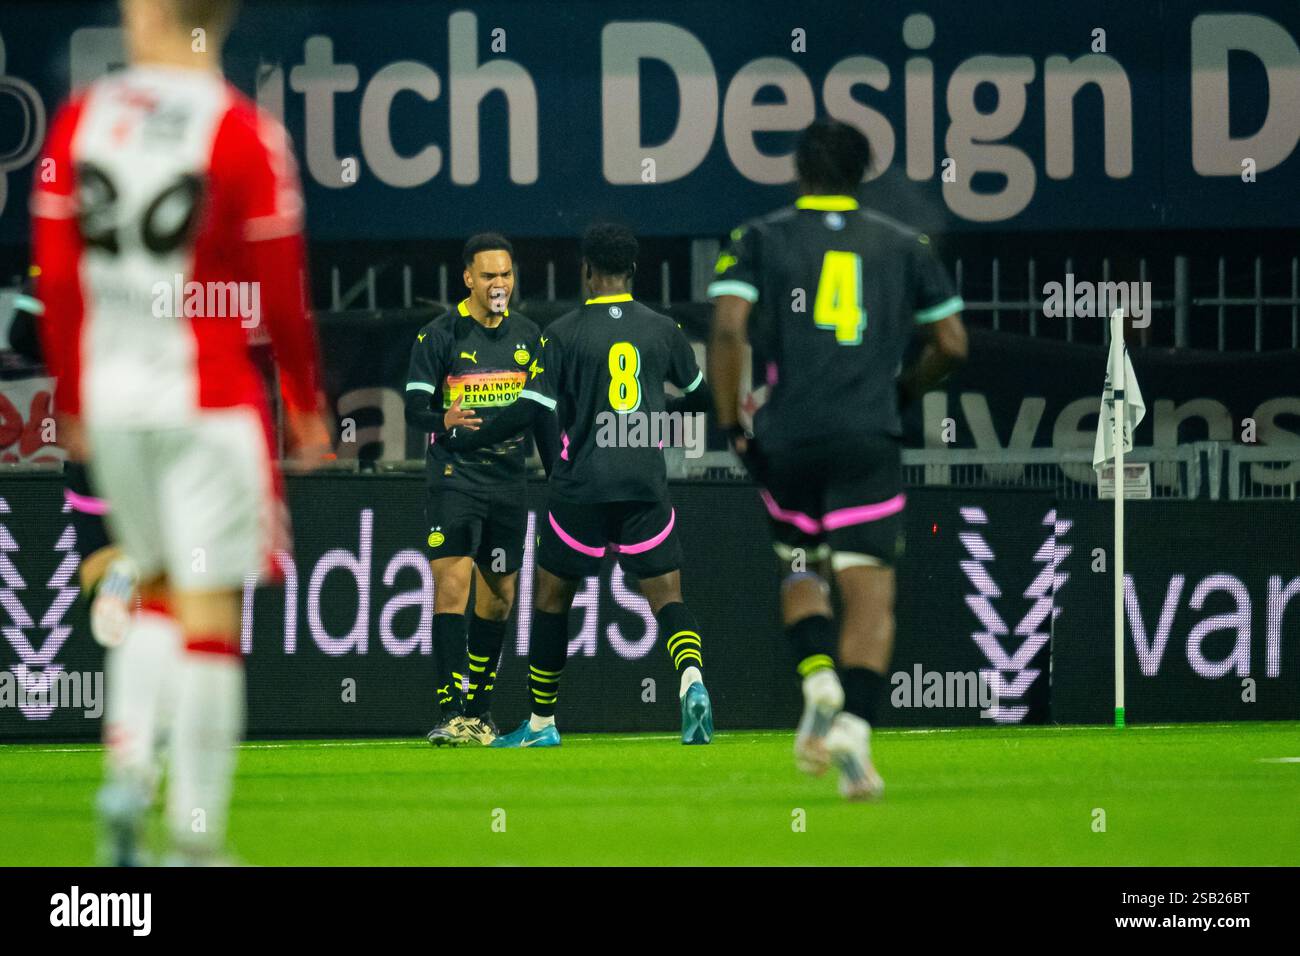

{"left": 6, "top": 444, "right": 1294, "bottom": 502}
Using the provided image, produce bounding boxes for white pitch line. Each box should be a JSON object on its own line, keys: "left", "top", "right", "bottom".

{"left": 1257, "top": 757, "right": 1300, "bottom": 763}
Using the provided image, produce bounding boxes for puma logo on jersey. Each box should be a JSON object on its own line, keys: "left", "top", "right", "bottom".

{"left": 460, "top": 351, "right": 478, "bottom": 363}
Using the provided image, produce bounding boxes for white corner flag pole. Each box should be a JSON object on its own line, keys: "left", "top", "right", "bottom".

{"left": 1110, "top": 308, "right": 1126, "bottom": 729}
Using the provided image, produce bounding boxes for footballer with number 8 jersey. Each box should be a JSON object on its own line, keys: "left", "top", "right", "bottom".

{"left": 405, "top": 234, "right": 559, "bottom": 747}
{"left": 445, "top": 224, "right": 714, "bottom": 747}
{"left": 708, "top": 119, "right": 968, "bottom": 800}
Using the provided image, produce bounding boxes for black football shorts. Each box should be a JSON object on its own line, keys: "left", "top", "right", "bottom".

{"left": 424, "top": 478, "right": 528, "bottom": 573}
{"left": 750, "top": 434, "right": 905, "bottom": 568}
{"left": 537, "top": 493, "right": 683, "bottom": 580}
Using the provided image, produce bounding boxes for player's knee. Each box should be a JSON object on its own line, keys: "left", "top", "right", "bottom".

{"left": 780, "top": 571, "right": 832, "bottom": 623}
{"left": 636, "top": 570, "right": 681, "bottom": 614}
{"left": 475, "top": 581, "right": 515, "bottom": 621}
{"left": 431, "top": 560, "right": 473, "bottom": 612}
{"left": 535, "top": 568, "right": 576, "bottom": 614}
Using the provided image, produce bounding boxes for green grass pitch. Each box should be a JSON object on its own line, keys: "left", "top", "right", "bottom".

{"left": 2, "top": 722, "right": 1297, "bottom": 866}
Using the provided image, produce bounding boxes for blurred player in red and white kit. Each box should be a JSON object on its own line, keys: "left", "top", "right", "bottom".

{"left": 30, "top": 0, "right": 330, "bottom": 864}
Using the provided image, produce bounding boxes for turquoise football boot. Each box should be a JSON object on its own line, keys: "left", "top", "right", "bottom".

{"left": 681, "top": 682, "right": 714, "bottom": 744}
{"left": 489, "top": 719, "right": 561, "bottom": 748}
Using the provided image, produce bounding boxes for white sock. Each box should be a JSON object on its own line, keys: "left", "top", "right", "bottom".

{"left": 802, "top": 669, "right": 845, "bottom": 710}
{"left": 167, "top": 644, "right": 245, "bottom": 857}
{"left": 678, "top": 665, "right": 703, "bottom": 699}
{"left": 103, "top": 608, "right": 182, "bottom": 800}
{"left": 529, "top": 713, "right": 555, "bottom": 732}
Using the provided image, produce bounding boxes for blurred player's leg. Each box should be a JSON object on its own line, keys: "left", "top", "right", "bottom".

{"left": 84, "top": 430, "right": 175, "bottom": 864}
{"left": 778, "top": 557, "right": 843, "bottom": 776}
{"left": 98, "top": 585, "right": 182, "bottom": 866}
{"left": 427, "top": 555, "right": 473, "bottom": 746}
{"left": 490, "top": 566, "right": 574, "bottom": 748}
{"left": 823, "top": 561, "right": 892, "bottom": 801}
{"left": 165, "top": 588, "right": 245, "bottom": 864}
{"left": 637, "top": 569, "right": 712, "bottom": 745}
{"left": 152, "top": 408, "right": 276, "bottom": 864}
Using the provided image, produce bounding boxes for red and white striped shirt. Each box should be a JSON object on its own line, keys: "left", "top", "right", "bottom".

{"left": 31, "top": 65, "right": 320, "bottom": 427}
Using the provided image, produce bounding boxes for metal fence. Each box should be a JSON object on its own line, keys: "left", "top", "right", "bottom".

{"left": 677, "top": 444, "right": 1294, "bottom": 502}
{"left": 4, "top": 444, "right": 1294, "bottom": 501}
{"left": 326, "top": 241, "right": 1300, "bottom": 353}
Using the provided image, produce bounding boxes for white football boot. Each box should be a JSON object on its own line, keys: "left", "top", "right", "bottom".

{"left": 825, "top": 711, "right": 885, "bottom": 801}
{"left": 793, "top": 669, "right": 844, "bottom": 776}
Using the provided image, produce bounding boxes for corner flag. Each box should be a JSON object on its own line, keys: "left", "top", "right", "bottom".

{"left": 1092, "top": 315, "right": 1146, "bottom": 469}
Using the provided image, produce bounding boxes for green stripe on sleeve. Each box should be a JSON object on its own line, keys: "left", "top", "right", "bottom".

{"left": 707, "top": 279, "right": 759, "bottom": 303}
{"left": 915, "top": 295, "right": 964, "bottom": 324}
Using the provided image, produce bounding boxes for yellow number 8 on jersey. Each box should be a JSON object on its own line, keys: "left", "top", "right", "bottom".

{"left": 608, "top": 341, "right": 641, "bottom": 413}
{"left": 814, "top": 250, "right": 866, "bottom": 344}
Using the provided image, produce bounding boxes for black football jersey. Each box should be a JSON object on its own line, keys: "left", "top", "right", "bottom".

{"left": 520, "top": 294, "right": 703, "bottom": 503}
{"left": 708, "top": 195, "right": 962, "bottom": 450}
{"left": 406, "top": 300, "right": 545, "bottom": 488}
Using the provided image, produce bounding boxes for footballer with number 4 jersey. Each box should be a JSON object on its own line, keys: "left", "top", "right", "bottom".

{"left": 404, "top": 233, "right": 559, "bottom": 748}
{"left": 708, "top": 119, "right": 968, "bottom": 801}
{"left": 445, "top": 223, "right": 715, "bottom": 748}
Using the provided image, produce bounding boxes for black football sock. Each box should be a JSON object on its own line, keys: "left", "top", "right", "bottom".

{"left": 786, "top": 614, "right": 837, "bottom": 680}
{"left": 527, "top": 610, "right": 568, "bottom": 718}
{"left": 658, "top": 602, "right": 704, "bottom": 685}
{"left": 840, "top": 666, "right": 886, "bottom": 725}
{"left": 432, "top": 612, "right": 467, "bottom": 718}
{"left": 464, "top": 615, "right": 507, "bottom": 718}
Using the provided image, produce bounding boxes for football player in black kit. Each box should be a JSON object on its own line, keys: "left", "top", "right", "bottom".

{"left": 405, "top": 234, "right": 559, "bottom": 746}
{"left": 443, "top": 224, "right": 715, "bottom": 747}
{"left": 709, "top": 120, "right": 968, "bottom": 799}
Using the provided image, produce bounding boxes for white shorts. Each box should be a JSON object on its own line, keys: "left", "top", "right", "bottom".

{"left": 87, "top": 407, "right": 285, "bottom": 590}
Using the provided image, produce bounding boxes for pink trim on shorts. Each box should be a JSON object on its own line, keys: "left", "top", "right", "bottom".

{"left": 759, "top": 489, "right": 822, "bottom": 535}
{"left": 560, "top": 431, "right": 570, "bottom": 461}
{"left": 548, "top": 511, "right": 605, "bottom": 558}
{"left": 612, "top": 509, "right": 675, "bottom": 555}
{"left": 821, "top": 493, "right": 907, "bottom": 531}
{"left": 64, "top": 488, "right": 109, "bottom": 516}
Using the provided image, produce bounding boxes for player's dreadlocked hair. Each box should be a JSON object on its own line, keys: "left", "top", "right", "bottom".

{"left": 581, "top": 223, "right": 638, "bottom": 278}
{"left": 462, "top": 232, "right": 514, "bottom": 268}
{"left": 795, "top": 119, "right": 872, "bottom": 195}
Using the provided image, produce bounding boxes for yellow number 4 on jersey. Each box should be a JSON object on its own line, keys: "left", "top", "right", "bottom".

{"left": 813, "top": 250, "right": 866, "bottom": 345}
